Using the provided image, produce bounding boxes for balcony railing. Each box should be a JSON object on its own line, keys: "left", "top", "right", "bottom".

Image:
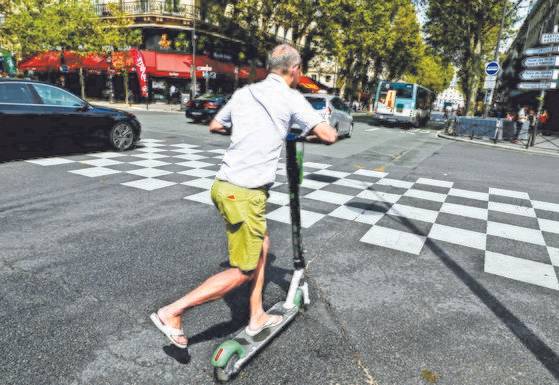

{"left": 95, "top": 1, "right": 199, "bottom": 19}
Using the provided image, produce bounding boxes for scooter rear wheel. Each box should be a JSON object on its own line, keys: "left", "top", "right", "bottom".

{"left": 214, "top": 353, "right": 239, "bottom": 383}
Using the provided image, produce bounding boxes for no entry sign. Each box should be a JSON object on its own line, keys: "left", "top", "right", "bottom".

{"left": 485, "top": 61, "right": 500, "bottom": 76}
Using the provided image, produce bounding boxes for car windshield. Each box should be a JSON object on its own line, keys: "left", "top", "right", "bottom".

{"left": 306, "top": 97, "right": 327, "bottom": 110}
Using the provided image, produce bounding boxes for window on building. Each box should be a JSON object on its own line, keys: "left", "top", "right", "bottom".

{"left": 311, "top": 74, "right": 317, "bottom": 81}
{"left": 325, "top": 75, "right": 331, "bottom": 83}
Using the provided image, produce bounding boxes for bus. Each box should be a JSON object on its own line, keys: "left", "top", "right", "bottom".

{"left": 373, "top": 81, "right": 434, "bottom": 127}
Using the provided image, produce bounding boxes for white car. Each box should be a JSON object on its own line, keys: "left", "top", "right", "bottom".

{"left": 300, "top": 94, "right": 354, "bottom": 138}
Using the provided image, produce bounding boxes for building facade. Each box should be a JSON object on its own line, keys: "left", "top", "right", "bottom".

{"left": 434, "top": 75, "right": 465, "bottom": 111}
{"left": 497, "top": 0, "right": 559, "bottom": 131}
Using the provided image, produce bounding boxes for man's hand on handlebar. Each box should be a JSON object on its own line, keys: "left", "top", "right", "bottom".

{"left": 308, "top": 122, "right": 337, "bottom": 145}
{"left": 209, "top": 119, "right": 231, "bottom": 135}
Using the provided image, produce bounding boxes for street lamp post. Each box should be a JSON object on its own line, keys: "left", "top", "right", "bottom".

{"left": 190, "top": 1, "right": 197, "bottom": 99}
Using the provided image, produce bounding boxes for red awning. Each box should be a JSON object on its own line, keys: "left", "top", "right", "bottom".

{"left": 238, "top": 66, "right": 267, "bottom": 80}
{"left": 147, "top": 51, "right": 267, "bottom": 80}
{"left": 18, "top": 50, "right": 268, "bottom": 80}
{"left": 298, "top": 75, "right": 321, "bottom": 93}
{"left": 19, "top": 51, "right": 63, "bottom": 72}
{"left": 19, "top": 51, "right": 109, "bottom": 72}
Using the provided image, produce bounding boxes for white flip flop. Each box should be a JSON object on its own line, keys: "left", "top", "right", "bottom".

{"left": 150, "top": 312, "right": 188, "bottom": 349}
{"left": 245, "top": 315, "right": 283, "bottom": 337}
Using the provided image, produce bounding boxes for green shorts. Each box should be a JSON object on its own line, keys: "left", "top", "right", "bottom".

{"left": 210, "top": 179, "right": 267, "bottom": 272}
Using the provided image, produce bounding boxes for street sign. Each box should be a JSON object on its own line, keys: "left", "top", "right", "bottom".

{"left": 524, "top": 45, "right": 559, "bottom": 56}
{"left": 483, "top": 75, "right": 497, "bottom": 89}
{"left": 520, "top": 69, "right": 559, "bottom": 80}
{"left": 483, "top": 80, "right": 497, "bottom": 89}
{"left": 59, "top": 65, "right": 69, "bottom": 73}
{"left": 518, "top": 81, "right": 558, "bottom": 90}
{"left": 202, "top": 71, "right": 217, "bottom": 79}
{"left": 541, "top": 33, "right": 559, "bottom": 45}
{"left": 197, "top": 65, "right": 212, "bottom": 72}
{"left": 485, "top": 61, "right": 500, "bottom": 76}
{"left": 522, "top": 55, "right": 559, "bottom": 67}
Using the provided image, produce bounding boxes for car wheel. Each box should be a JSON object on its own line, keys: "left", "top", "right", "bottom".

{"left": 346, "top": 123, "right": 353, "bottom": 138}
{"left": 109, "top": 122, "right": 135, "bottom": 151}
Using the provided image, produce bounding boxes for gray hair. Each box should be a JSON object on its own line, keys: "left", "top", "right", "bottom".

{"left": 267, "top": 44, "right": 301, "bottom": 73}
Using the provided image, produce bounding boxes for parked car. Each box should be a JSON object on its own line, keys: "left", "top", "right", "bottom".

{"left": 185, "top": 94, "right": 229, "bottom": 123}
{"left": 297, "top": 93, "right": 353, "bottom": 138}
{"left": 0, "top": 79, "right": 141, "bottom": 151}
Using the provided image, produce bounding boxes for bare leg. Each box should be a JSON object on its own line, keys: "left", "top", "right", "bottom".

{"left": 247, "top": 234, "right": 280, "bottom": 330}
{"left": 158, "top": 267, "right": 253, "bottom": 345}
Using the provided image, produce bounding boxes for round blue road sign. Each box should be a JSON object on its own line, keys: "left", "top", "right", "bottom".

{"left": 485, "top": 61, "right": 500, "bottom": 76}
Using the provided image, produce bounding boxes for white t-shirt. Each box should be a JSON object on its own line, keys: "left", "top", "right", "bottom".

{"left": 214, "top": 74, "right": 324, "bottom": 189}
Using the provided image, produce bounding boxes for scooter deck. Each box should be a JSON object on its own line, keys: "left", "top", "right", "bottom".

{"left": 232, "top": 302, "right": 299, "bottom": 371}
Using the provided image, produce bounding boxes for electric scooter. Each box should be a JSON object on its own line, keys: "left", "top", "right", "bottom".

{"left": 210, "top": 134, "right": 310, "bottom": 382}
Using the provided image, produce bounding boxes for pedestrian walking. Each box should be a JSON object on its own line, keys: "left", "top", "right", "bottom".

{"left": 150, "top": 44, "right": 337, "bottom": 349}
{"left": 169, "top": 84, "right": 177, "bottom": 104}
{"left": 538, "top": 109, "right": 549, "bottom": 133}
{"left": 527, "top": 109, "right": 537, "bottom": 147}
{"left": 512, "top": 105, "right": 527, "bottom": 143}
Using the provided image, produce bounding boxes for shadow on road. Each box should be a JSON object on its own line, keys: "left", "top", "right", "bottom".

{"left": 163, "top": 345, "right": 192, "bottom": 365}
{"left": 385, "top": 203, "right": 559, "bottom": 381}
{"left": 182, "top": 254, "right": 291, "bottom": 350}
{"left": 0, "top": 140, "right": 114, "bottom": 163}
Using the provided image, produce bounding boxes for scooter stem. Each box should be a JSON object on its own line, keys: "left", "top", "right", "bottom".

{"left": 283, "top": 135, "right": 307, "bottom": 310}
{"left": 285, "top": 135, "right": 306, "bottom": 270}
{"left": 283, "top": 268, "right": 305, "bottom": 309}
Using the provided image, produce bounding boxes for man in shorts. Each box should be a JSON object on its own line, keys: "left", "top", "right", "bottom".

{"left": 151, "top": 44, "right": 337, "bottom": 348}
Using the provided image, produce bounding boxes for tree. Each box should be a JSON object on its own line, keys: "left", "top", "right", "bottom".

{"left": 272, "top": 0, "right": 322, "bottom": 72}
{"left": 317, "top": 0, "right": 424, "bottom": 101}
{"left": 403, "top": 45, "right": 454, "bottom": 94}
{"left": 3, "top": 0, "right": 108, "bottom": 98}
{"left": 380, "top": 0, "right": 423, "bottom": 81}
{"left": 424, "top": 0, "right": 515, "bottom": 115}
{"left": 101, "top": 4, "right": 142, "bottom": 104}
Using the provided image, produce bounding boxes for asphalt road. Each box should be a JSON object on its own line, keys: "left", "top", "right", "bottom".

{"left": 1, "top": 110, "right": 558, "bottom": 385}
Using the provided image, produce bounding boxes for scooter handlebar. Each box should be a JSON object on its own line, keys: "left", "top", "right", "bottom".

{"left": 286, "top": 132, "right": 305, "bottom": 142}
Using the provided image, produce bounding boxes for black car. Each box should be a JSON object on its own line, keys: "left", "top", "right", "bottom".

{"left": 0, "top": 79, "right": 141, "bottom": 152}
{"left": 185, "top": 94, "right": 229, "bottom": 123}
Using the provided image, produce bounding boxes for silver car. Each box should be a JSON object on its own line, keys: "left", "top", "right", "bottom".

{"left": 303, "top": 94, "right": 354, "bottom": 138}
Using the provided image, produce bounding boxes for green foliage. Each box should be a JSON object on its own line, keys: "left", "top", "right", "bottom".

{"left": 424, "top": 0, "right": 515, "bottom": 114}
{"left": 102, "top": 3, "right": 143, "bottom": 52}
{"left": 2, "top": 0, "right": 107, "bottom": 58}
{"left": 317, "top": 0, "right": 424, "bottom": 99}
{"left": 403, "top": 46, "right": 454, "bottom": 94}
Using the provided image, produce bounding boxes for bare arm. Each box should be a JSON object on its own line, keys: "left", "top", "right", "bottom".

{"left": 209, "top": 119, "right": 230, "bottom": 135}
{"left": 307, "top": 122, "right": 337, "bottom": 144}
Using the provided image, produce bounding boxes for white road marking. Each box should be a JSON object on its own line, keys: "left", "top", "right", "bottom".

{"left": 487, "top": 221, "right": 546, "bottom": 245}
{"left": 484, "top": 251, "right": 559, "bottom": 290}
{"left": 360, "top": 226, "right": 426, "bottom": 254}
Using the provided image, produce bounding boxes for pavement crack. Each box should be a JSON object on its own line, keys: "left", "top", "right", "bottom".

{"left": 302, "top": 229, "right": 380, "bottom": 384}
{"left": 306, "top": 272, "right": 380, "bottom": 385}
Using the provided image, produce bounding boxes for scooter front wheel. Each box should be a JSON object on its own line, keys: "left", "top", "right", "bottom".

{"left": 214, "top": 353, "right": 239, "bottom": 383}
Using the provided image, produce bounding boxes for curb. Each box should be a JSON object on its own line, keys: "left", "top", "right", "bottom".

{"left": 437, "top": 131, "right": 559, "bottom": 158}
{"left": 89, "top": 100, "right": 183, "bottom": 114}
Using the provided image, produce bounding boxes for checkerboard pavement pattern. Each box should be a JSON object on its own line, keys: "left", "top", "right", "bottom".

{"left": 26, "top": 139, "right": 559, "bottom": 291}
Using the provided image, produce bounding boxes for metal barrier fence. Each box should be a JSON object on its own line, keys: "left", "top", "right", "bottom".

{"left": 451, "top": 117, "right": 528, "bottom": 141}
{"left": 445, "top": 116, "right": 558, "bottom": 152}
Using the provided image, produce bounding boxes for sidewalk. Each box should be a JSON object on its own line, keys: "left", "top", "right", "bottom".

{"left": 89, "top": 99, "right": 183, "bottom": 113}
{"left": 438, "top": 131, "right": 559, "bottom": 157}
